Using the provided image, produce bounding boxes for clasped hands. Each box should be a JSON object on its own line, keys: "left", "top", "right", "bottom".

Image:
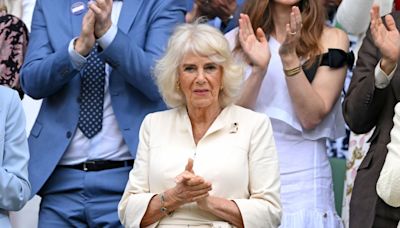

{"left": 75, "top": 0, "right": 113, "bottom": 56}
{"left": 167, "top": 158, "right": 213, "bottom": 210}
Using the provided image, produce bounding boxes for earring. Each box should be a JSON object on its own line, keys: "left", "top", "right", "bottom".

{"left": 176, "top": 81, "right": 180, "bottom": 90}
{"left": 220, "top": 85, "right": 223, "bottom": 91}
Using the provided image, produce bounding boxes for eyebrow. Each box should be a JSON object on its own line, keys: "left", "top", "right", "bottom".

{"left": 181, "top": 62, "right": 216, "bottom": 66}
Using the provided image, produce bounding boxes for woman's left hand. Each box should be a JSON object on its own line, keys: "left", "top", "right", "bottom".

{"left": 279, "top": 6, "right": 302, "bottom": 57}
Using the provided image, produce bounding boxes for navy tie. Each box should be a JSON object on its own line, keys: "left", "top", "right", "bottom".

{"left": 78, "top": 43, "right": 105, "bottom": 138}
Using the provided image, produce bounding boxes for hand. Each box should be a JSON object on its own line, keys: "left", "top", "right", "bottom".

{"left": 185, "top": 3, "right": 201, "bottom": 23}
{"left": 196, "top": 195, "right": 211, "bottom": 211}
{"left": 370, "top": 4, "right": 400, "bottom": 64}
{"left": 238, "top": 13, "right": 270, "bottom": 73}
{"left": 88, "top": 0, "right": 113, "bottom": 38}
{"left": 169, "top": 158, "right": 212, "bottom": 205}
{"left": 75, "top": 9, "right": 96, "bottom": 56}
{"left": 195, "top": 0, "right": 236, "bottom": 21}
{"left": 278, "top": 6, "right": 302, "bottom": 58}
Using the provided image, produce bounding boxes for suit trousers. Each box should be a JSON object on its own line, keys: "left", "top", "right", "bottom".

{"left": 38, "top": 165, "right": 131, "bottom": 228}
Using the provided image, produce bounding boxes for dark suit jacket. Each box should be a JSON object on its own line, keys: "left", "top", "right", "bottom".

{"left": 343, "top": 11, "right": 400, "bottom": 228}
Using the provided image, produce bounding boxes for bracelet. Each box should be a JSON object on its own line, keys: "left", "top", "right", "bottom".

{"left": 159, "top": 193, "right": 173, "bottom": 216}
{"left": 283, "top": 64, "right": 302, "bottom": 77}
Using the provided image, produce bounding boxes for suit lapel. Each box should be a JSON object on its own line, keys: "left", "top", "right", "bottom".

{"left": 70, "top": 0, "right": 87, "bottom": 37}
{"left": 118, "top": 0, "right": 142, "bottom": 34}
{"left": 391, "top": 71, "right": 400, "bottom": 102}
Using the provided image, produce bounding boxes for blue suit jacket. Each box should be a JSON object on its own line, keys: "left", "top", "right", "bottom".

{"left": 0, "top": 86, "right": 30, "bottom": 228}
{"left": 20, "top": 0, "right": 185, "bottom": 196}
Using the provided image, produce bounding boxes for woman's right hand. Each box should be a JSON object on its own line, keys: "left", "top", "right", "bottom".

{"left": 238, "top": 13, "right": 270, "bottom": 73}
{"left": 168, "top": 159, "right": 212, "bottom": 205}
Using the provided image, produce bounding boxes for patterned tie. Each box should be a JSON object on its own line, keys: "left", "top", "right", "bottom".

{"left": 78, "top": 43, "right": 105, "bottom": 138}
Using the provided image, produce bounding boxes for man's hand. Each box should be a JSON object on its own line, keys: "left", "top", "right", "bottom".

{"left": 75, "top": 9, "right": 96, "bottom": 56}
{"left": 195, "top": 0, "right": 236, "bottom": 22}
{"left": 88, "top": 0, "right": 113, "bottom": 39}
{"left": 370, "top": 4, "right": 400, "bottom": 74}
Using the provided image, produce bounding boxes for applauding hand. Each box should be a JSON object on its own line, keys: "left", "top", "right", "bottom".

{"left": 279, "top": 6, "right": 302, "bottom": 58}
{"left": 238, "top": 13, "right": 270, "bottom": 73}
{"left": 370, "top": 4, "right": 400, "bottom": 66}
{"left": 169, "top": 158, "right": 212, "bottom": 205}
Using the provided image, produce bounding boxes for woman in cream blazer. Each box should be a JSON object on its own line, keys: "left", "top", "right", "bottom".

{"left": 118, "top": 23, "right": 281, "bottom": 228}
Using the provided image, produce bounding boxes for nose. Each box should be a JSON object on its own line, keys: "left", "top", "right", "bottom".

{"left": 197, "top": 68, "right": 206, "bottom": 78}
{"left": 195, "top": 69, "right": 206, "bottom": 84}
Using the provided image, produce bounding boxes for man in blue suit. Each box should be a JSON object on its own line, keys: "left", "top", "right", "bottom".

{"left": 20, "top": 0, "right": 185, "bottom": 227}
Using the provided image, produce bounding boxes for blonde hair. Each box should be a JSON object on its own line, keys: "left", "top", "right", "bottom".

{"left": 155, "top": 22, "right": 243, "bottom": 108}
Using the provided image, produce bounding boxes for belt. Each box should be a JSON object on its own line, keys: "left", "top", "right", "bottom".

{"left": 59, "top": 159, "right": 134, "bottom": 172}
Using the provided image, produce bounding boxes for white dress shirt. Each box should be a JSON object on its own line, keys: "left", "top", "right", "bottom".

{"left": 374, "top": 60, "right": 397, "bottom": 89}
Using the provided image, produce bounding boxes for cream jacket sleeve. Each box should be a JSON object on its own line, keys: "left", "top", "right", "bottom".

{"left": 376, "top": 102, "right": 400, "bottom": 207}
{"left": 118, "top": 114, "right": 158, "bottom": 228}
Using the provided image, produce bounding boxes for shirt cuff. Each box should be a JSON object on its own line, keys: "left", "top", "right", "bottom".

{"left": 375, "top": 59, "right": 397, "bottom": 89}
{"left": 97, "top": 23, "right": 118, "bottom": 50}
{"left": 68, "top": 38, "right": 87, "bottom": 70}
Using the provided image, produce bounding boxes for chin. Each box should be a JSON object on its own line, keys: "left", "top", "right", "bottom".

{"left": 189, "top": 100, "right": 213, "bottom": 109}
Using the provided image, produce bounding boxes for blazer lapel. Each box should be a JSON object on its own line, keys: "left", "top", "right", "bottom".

{"left": 70, "top": 0, "right": 87, "bottom": 37}
{"left": 118, "top": 0, "right": 143, "bottom": 34}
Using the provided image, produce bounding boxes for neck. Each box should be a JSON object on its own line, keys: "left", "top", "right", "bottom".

{"left": 187, "top": 104, "right": 222, "bottom": 144}
{"left": 271, "top": 3, "right": 294, "bottom": 43}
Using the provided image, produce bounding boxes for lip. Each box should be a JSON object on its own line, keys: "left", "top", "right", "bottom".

{"left": 193, "top": 89, "right": 209, "bottom": 95}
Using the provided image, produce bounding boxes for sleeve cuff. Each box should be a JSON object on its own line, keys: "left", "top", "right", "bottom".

{"left": 119, "top": 193, "right": 159, "bottom": 228}
{"left": 232, "top": 198, "right": 281, "bottom": 228}
{"left": 375, "top": 59, "right": 396, "bottom": 89}
{"left": 97, "top": 23, "right": 118, "bottom": 50}
{"left": 68, "top": 38, "right": 87, "bottom": 70}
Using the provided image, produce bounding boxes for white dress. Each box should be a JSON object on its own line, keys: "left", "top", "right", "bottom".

{"left": 225, "top": 29, "right": 345, "bottom": 228}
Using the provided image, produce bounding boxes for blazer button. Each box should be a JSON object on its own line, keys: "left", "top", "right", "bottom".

{"left": 66, "top": 131, "right": 72, "bottom": 139}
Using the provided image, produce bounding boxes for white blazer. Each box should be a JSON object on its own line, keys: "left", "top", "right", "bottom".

{"left": 119, "top": 105, "right": 281, "bottom": 228}
{"left": 0, "top": 86, "right": 30, "bottom": 228}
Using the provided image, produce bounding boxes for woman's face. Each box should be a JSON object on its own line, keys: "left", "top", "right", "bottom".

{"left": 178, "top": 52, "right": 223, "bottom": 110}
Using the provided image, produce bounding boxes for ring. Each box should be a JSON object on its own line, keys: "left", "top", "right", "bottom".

{"left": 289, "top": 31, "right": 296, "bottom": 35}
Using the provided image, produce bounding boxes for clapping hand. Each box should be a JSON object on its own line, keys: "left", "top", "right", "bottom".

{"left": 279, "top": 6, "right": 302, "bottom": 58}
{"left": 75, "top": 9, "right": 96, "bottom": 56}
{"left": 370, "top": 4, "right": 400, "bottom": 64}
{"left": 88, "top": 0, "right": 113, "bottom": 38}
{"left": 170, "top": 158, "right": 212, "bottom": 205}
{"left": 238, "top": 13, "right": 270, "bottom": 73}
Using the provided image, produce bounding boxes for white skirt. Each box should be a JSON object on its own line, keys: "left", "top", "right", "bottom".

{"left": 272, "top": 120, "right": 343, "bottom": 228}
